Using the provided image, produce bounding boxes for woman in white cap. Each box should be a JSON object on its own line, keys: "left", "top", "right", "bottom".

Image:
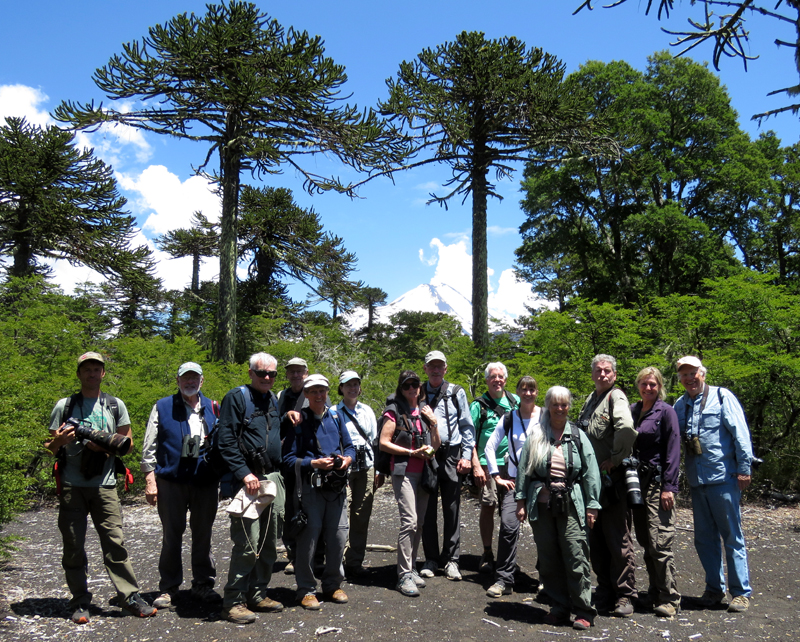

{"left": 336, "top": 370, "right": 379, "bottom": 577}
{"left": 379, "top": 370, "right": 440, "bottom": 597}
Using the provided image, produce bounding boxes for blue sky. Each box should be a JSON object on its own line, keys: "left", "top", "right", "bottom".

{"left": 2, "top": 0, "right": 798, "bottom": 317}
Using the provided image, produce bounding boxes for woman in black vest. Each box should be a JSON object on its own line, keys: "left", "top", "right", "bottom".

{"left": 379, "top": 370, "right": 440, "bottom": 597}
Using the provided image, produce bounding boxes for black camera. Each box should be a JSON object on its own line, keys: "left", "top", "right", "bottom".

{"left": 68, "top": 417, "right": 131, "bottom": 457}
{"left": 621, "top": 456, "right": 644, "bottom": 506}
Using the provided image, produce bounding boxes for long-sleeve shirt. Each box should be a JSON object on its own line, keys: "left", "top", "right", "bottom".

{"left": 484, "top": 407, "right": 541, "bottom": 479}
{"left": 578, "top": 387, "right": 637, "bottom": 468}
{"left": 336, "top": 400, "right": 378, "bottom": 469}
{"left": 425, "top": 381, "right": 475, "bottom": 460}
{"left": 630, "top": 399, "right": 681, "bottom": 493}
{"left": 674, "top": 385, "right": 753, "bottom": 487}
{"left": 282, "top": 406, "right": 356, "bottom": 474}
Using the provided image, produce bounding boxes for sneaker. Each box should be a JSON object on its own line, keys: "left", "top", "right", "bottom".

{"left": 419, "top": 560, "right": 437, "bottom": 578}
{"left": 284, "top": 561, "right": 295, "bottom": 575}
{"left": 411, "top": 570, "right": 427, "bottom": 588}
{"left": 573, "top": 617, "right": 592, "bottom": 631}
{"left": 222, "top": 603, "right": 256, "bottom": 624}
{"left": 698, "top": 590, "right": 725, "bottom": 608}
{"left": 152, "top": 592, "right": 174, "bottom": 609}
{"left": 71, "top": 605, "right": 90, "bottom": 624}
{"left": 191, "top": 584, "right": 221, "bottom": 603}
{"left": 479, "top": 550, "right": 495, "bottom": 574}
{"left": 322, "top": 589, "right": 348, "bottom": 604}
{"left": 654, "top": 602, "right": 679, "bottom": 617}
{"left": 613, "top": 597, "right": 634, "bottom": 618}
{"left": 444, "top": 561, "right": 462, "bottom": 581}
{"left": 397, "top": 573, "right": 420, "bottom": 597}
{"left": 486, "top": 582, "right": 512, "bottom": 598}
{"left": 727, "top": 595, "right": 750, "bottom": 613}
{"left": 119, "top": 593, "right": 157, "bottom": 618}
{"left": 249, "top": 596, "right": 283, "bottom": 612}
{"left": 300, "top": 593, "right": 322, "bottom": 610}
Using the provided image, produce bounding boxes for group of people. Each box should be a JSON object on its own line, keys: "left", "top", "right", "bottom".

{"left": 45, "top": 349, "right": 756, "bottom": 631}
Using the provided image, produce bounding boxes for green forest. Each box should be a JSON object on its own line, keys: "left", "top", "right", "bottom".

{"left": 3, "top": 1, "right": 800, "bottom": 550}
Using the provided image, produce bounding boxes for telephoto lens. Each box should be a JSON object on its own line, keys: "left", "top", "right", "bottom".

{"left": 622, "top": 457, "right": 644, "bottom": 506}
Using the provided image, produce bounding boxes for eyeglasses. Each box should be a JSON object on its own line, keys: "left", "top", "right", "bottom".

{"left": 401, "top": 381, "right": 420, "bottom": 390}
{"left": 252, "top": 369, "right": 278, "bottom": 378}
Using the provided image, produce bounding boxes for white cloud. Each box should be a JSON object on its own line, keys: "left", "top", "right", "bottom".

{"left": 118, "top": 165, "right": 220, "bottom": 233}
{"left": 487, "top": 225, "right": 517, "bottom": 236}
{"left": 420, "top": 237, "right": 547, "bottom": 320}
{"left": 0, "top": 84, "right": 53, "bottom": 127}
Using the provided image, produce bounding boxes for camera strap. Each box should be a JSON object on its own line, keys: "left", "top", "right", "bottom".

{"left": 340, "top": 404, "right": 370, "bottom": 444}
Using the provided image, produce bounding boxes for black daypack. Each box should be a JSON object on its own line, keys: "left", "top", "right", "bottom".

{"left": 475, "top": 391, "right": 518, "bottom": 428}
{"left": 374, "top": 395, "right": 430, "bottom": 475}
{"left": 205, "top": 385, "right": 269, "bottom": 478}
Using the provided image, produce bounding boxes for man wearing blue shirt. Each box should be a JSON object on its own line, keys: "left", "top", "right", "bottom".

{"left": 674, "top": 356, "right": 754, "bottom": 614}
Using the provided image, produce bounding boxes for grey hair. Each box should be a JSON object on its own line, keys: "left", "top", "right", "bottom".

{"left": 249, "top": 352, "right": 277, "bottom": 370}
{"left": 524, "top": 386, "right": 572, "bottom": 475}
{"left": 485, "top": 362, "right": 508, "bottom": 380}
{"left": 592, "top": 354, "right": 617, "bottom": 372}
{"left": 699, "top": 365, "right": 708, "bottom": 377}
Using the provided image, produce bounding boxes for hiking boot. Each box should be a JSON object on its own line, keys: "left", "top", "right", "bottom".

{"left": 119, "top": 593, "right": 157, "bottom": 618}
{"left": 222, "top": 603, "right": 256, "bottom": 624}
{"left": 727, "top": 595, "right": 750, "bottom": 613}
{"left": 419, "top": 560, "right": 437, "bottom": 578}
{"left": 71, "top": 605, "right": 90, "bottom": 624}
{"left": 486, "top": 582, "right": 512, "bottom": 598}
{"left": 698, "top": 590, "right": 725, "bottom": 608}
{"left": 573, "top": 617, "right": 592, "bottom": 631}
{"left": 345, "top": 564, "right": 369, "bottom": 578}
{"left": 322, "top": 589, "right": 348, "bottom": 604}
{"left": 479, "top": 550, "right": 495, "bottom": 574}
{"left": 411, "top": 570, "right": 426, "bottom": 588}
{"left": 543, "top": 611, "right": 570, "bottom": 626}
{"left": 444, "top": 561, "right": 462, "bottom": 581}
{"left": 654, "top": 602, "right": 679, "bottom": 617}
{"left": 191, "top": 584, "right": 221, "bottom": 603}
{"left": 300, "top": 593, "right": 322, "bottom": 610}
{"left": 249, "top": 596, "right": 283, "bottom": 612}
{"left": 397, "top": 573, "right": 420, "bottom": 597}
{"left": 152, "top": 592, "right": 175, "bottom": 609}
{"left": 613, "top": 597, "right": 634, "bottom": 618}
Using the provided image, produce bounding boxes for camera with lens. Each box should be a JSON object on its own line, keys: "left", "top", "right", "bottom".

{"left": 181, "top": 434, "right": 202, "bottom": 459}
{"left": 621, "top": 456, "right": 644, "bottom": 506}
{"left": 354, "top": 445, "right": 368, "bottom": 472}
{"left": 68, "top": 417, "right": 132, "bottom": 457}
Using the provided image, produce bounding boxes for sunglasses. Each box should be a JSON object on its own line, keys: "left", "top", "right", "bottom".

{"left": 252, "top": 369, "right": 278, "bottom": 378}
{"left": 401, "top": 381, "right": 420, "bottom": 390}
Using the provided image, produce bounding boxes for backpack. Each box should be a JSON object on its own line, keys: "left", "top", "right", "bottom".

{"left": 428, "top": 381, "right": 464, "bottom": 441}
{"left": 475, "top": 391, "right": 518, "bottom": 429}
{"left": 205, "top": 385, "right": 268, "bottom": 478}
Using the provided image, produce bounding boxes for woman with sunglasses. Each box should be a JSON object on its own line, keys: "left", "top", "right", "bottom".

{"left": 379, "top": 370, "right": 440, "bottom": 597}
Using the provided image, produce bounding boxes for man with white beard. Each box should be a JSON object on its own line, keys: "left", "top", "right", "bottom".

{"left": 141, "top": 362, "right": 221, "bottom": 609}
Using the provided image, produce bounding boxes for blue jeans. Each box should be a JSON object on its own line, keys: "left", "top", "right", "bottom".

{"left": 690, "top": 476, "right": 751, "bottom": 597}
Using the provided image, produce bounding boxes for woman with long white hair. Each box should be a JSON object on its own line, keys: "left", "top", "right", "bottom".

{"left": 515, "top": 386, "right": 601, "bottom": 631}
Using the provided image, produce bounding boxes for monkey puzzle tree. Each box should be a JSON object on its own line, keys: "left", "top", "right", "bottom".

{"left": 155, "top": 212, "right": 218, "bottom": 294}
{"left": 54, "top": 1, "right": 408, "bottom": 362}
{"left": 377, "top": 31, "right": 606, "bottom": 351}
{"left": 0, "top": 117, "right": 152, "bottom": 282}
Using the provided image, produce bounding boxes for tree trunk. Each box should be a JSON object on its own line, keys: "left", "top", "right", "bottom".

{"left": 191, "top": 250, "right": 200, "bottom": 294}
{"left": 215, "top": 128, "right": 242, "bottom": 363}
{"left": 471, "top": 166, "right": 490, "bottom": 353}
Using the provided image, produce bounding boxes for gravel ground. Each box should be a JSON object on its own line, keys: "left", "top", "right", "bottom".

{"left": 1, "top": 486, "right": 799, "bottom": 642}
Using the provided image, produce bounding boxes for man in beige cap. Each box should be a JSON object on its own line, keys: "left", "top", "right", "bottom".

{"left": 46, "top": 352, "right": 155, "bottom": 623}
{"left": 141, "top": 362, "right": 220, "bottom": 610}
{"left": 674, "top": 356, "right": 754, "bottom": 613}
